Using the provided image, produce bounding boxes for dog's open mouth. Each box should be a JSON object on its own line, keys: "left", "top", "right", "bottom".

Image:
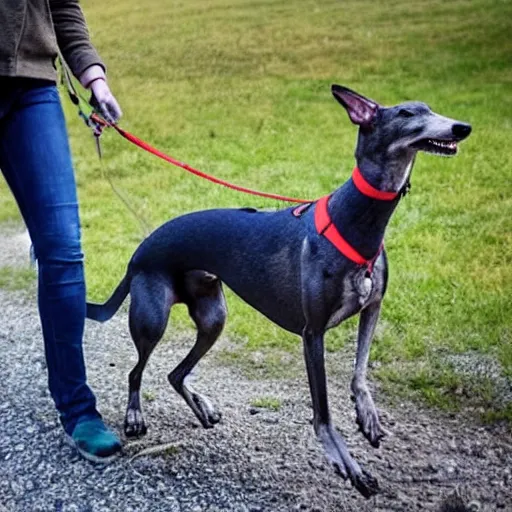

{"left": 412, "top": 138, "right": 458, "bottom": 156}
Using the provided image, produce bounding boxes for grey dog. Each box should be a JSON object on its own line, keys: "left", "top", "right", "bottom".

{"left": 86, "top": 85, "right": 471, "bottom": 498}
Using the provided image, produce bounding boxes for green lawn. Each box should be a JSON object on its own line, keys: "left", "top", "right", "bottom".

{"left": 1, "top": 0, "right": 510, "bottom": 420}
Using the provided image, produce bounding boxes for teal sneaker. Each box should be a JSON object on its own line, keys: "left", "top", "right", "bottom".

{"left": 66, "top": 418, "right": 122, "bottom": 463}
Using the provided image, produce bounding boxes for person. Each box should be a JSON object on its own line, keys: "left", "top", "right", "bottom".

{"left": 0, "top": 0, "right": 123, "bottom": 462}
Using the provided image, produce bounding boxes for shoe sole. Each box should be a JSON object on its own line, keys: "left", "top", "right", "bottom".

{"left": 64, "top": 433, "right": 121, "bottom": 465}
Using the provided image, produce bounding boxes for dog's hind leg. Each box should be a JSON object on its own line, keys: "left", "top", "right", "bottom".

{"left": 125, "top": 272, "right": 176, "bottom": 437}
{"left": 168, "top": 270, "right": 226, "bottom": 429}
{"left": 351, "top": 300, "right": 387, "bottom": 448}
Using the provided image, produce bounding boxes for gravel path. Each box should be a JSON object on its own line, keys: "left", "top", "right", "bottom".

{"left": 0, "top": 228, "right": 510, "bottom": 512}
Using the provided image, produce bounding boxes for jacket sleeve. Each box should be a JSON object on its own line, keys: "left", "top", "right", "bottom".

{"left": 49, "top": 0, "right": 105, "bottom": 79}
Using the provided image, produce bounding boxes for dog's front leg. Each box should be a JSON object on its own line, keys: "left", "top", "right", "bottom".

{"left": 302, "top": 325, "right": 378, "bottom": 498}
{"left": 351, "top": 300, "right": 387, "bottom": 447}
{"left": 300, "top": 240, "right": 378, "bottom": 498}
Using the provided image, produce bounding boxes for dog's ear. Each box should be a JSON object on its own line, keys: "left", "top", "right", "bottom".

{"left": 331, "top": 85, "right": 378, "bottom": 127}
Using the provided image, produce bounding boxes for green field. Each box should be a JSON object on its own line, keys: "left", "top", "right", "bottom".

{"left": 1, "top": 0, "right": 510, "bottom": 420}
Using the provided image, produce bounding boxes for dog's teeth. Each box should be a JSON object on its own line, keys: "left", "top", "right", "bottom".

{"left": 426, "top": 139, "right": 457, "bottom": 153}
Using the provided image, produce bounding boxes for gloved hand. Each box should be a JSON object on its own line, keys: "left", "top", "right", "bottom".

{"left": 79, "top": 65, "right": 122, "bottom": 124}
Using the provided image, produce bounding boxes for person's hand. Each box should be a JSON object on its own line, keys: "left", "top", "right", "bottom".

{"left": 79, "top": 65, "right": 122, "bottom": 124}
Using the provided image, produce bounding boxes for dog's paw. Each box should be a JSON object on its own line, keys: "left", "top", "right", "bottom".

{"left": 124, "top": 408, "right": 147, "bottom": 437}
{"left": 177, "top": 379, "right": 222, "bottom": 429}
{"left": 356, "top": 412, "right": 386, "bottom": 448}
{"left": 354, "top": 392, "right": 387, "bottom": 448}
{"left": 317, "top": 423, "right": 378, "bottom": 499}
{"left": 191, "top": 392, "right": 221, "bottom": 428}
{"left": 353, "top": 469, "right": 380, "bottom": 499}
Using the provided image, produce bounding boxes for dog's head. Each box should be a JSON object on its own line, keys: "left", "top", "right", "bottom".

{"left": 331, "top": 84, "right": 471, "bottom": 168}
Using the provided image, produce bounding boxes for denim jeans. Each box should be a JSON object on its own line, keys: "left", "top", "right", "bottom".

{"left": 0, "top": 78, "right": 100, "bottom": 434}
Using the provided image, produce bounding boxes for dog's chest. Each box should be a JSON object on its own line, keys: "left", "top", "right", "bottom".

{"left": 326, "top": 273, "right": 374, "bottom": 329}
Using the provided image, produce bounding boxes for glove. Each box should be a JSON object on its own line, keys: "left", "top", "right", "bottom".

{"left": 79, "top": 65, "right": 122, "bottom": 124}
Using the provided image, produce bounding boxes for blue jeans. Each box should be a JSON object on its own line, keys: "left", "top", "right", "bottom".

{"left": 0, "top": 78, "right": 100, "bottom": 434}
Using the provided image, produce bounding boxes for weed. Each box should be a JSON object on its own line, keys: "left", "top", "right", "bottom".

{"left": 250, "top": 397, "right": 282, "bottom": 412}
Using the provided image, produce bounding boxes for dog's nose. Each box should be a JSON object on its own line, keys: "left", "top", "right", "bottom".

{"left": 452, "top": 123, "right": 472, "bottom": 139}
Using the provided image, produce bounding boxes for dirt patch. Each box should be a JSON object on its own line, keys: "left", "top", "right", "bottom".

{"left": 0, "top": 226, "right": 510, "bottom": 511}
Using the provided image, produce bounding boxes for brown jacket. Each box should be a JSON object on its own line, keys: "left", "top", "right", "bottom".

{"left": 0, "top": 0, "right": 104, "bottom": 82}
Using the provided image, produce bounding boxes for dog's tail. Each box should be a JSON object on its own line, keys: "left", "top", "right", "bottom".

{"left": 86, "top": 273, "right": 131, "bottom": 322}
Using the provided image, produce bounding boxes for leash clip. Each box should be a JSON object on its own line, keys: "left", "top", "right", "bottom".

{"left": 400, "top": 179, "right": 411, "bottom": 198}
{"left": 93, "top": 131, "right": 103, "bottom": 159}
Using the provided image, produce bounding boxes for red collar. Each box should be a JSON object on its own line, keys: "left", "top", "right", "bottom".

{"left": 351, "top": 167, "right": 399, "bottom": 201}
{"left": 314, "top": 167, "right": 394, "bottom": 269}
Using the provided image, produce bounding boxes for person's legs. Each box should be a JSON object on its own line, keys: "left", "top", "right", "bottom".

{"left": 0, "top": 79, "right": 121, "bottom": 459}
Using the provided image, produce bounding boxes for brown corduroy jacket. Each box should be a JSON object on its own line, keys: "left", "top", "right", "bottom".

{"left": 0, "top": 0, "right": 104, "bottom": 82}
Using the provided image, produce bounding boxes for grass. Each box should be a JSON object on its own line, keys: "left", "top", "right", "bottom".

{"left": 376, "top": 359, "right": 507, "bottom": 419}
{"left": 142, "top": 390, "right": 156, "bottom": 402}
{"left": 0, "top": 267, "right": 36, "bottom": 292}
{"left": 250, "top": 397, "right": 282, "bottom": 412}
{"left": 0, "top": 0, "right": 510, "bottom": 421}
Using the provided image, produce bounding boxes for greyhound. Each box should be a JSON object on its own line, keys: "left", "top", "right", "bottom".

{"left": 86, "top": 85, "right": 471, "bottom": 498}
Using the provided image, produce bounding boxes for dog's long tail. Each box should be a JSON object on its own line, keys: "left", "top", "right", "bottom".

{"left": 86, "top": 274, "right": 131, "bottom": 322}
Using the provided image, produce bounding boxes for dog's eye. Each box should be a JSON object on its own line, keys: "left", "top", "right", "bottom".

{"left": 399, "top": 109, "right": 415, "bottom": 118}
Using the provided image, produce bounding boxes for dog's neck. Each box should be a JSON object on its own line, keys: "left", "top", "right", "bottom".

{"left": 356, "top": 152, "right": 416, "bottom": 192}
{"left": 328, "top": 158, "right": 414, "bottom": 260}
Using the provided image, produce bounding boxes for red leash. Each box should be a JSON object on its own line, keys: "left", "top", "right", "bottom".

{"left": 91, "top": 114, "right": 312, "bottom": 204}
